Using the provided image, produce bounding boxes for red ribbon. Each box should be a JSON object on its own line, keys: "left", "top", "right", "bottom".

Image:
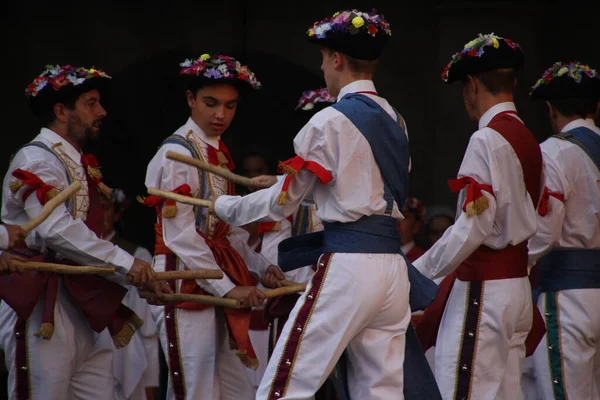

{"left": 140, "top": 184, "right": 192, "bottom": 210}
{"left": 277, "top": 155, "right": 334, "bottom": 200}
{"left": 207, "top": 141, "right": 235, "bottom": 171}
{"left": 11, "top": 169, "right": 58, "bottom": 205}
{"left": 447, "top": 176, "right": 493, "bottom": 212}
{"left": 538, "top": 186, "right": 565, "bottom": 217}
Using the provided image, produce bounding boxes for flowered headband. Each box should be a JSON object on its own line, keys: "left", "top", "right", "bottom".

{"left": 441, "top": 33, "right": 520, "bottom": 83}
{"left": 25, "top": 65, "right": 111, "bottom": 98}
{"left": 296, "top": 88, "right": 336, "bottom": 110}
{"left": 307, "top": 9, "right": 391, "bottom": 40}
{"left": 179, "top": 54, "right": 261, "bottom": 90}
{"left": 530, "top": 61, "right": 599, "bottom": 94}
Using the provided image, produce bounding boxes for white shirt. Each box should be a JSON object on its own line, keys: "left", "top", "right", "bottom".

{"left": 215, "top": 80, "right": 405, "bottom": 226}
{"left": 0, "top": 225, "right": 8, "bottom": 250}
{"left": 528, "top": 118, "right": 600, "bottom": 264}
{"left": 145, "top": 118, "right": 271, "bottom": 297}
{"left": 413, "top": 102, "right": 542, "bottom": 279}
{"left": 401, "top": 241, "right": 416, "bottom": 256}
{"left": 1, "top": 128, "right": 134, "bottom": 276}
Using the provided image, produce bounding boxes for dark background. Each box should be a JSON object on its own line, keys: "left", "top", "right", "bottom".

{"left": 0, "top": 0, "right": 597, "bottom": 251}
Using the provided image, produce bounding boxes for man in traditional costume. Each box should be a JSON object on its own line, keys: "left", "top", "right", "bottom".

{"left": 143, "top": 54, "right": 275, "bottom": 400}
{"left": 528, "top": 61, "right": 600, "bottom": 399}
{"left": 414, "top": 33, "right": 546, "bottom": 399}
{"left": 0, "top": 64, "right": 160, "bottom": 400}
{"left": 213, "top": 9, "right": 438, "bottom": 399}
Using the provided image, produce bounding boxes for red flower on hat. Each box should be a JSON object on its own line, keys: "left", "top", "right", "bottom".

{"left": 368, "top": 24, "right": 377, "bottom": 36}
{"left": 51, "top": 73, "right": 69, "bottom": 90}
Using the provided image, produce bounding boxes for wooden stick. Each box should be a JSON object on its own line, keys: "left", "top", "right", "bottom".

{"left": 138, "top": 291, "right": 241, "bottom": 309}
{"left": 166, "top": 151, "right": 269, "bottom": 188}
{"left": 154, "top": 270, "right": 224, "bottom": 280}
{"left": 147, "top": 188, "right": 212, "bottom": 208}
{"left": 282, "top": 280, "right": 301, "bottom": 287}
{"left": 9, "top": 261, "right": 116, "bottom": 275}
{"left": 264, "top": 283, "right": 307, "bottom": 299}
{"left": 22, "top": 181, "right": 82, "bottom": 233}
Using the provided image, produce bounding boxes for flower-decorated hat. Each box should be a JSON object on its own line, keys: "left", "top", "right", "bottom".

{"left": 530, "top": 61, "right": 600, "bottom": 100}
{"left": 295, "top": 88, "right": 336, "bottom": 111}
{"left": 179, "top": 53, "right": 261, "bottom": 91}
{"left": 441, "top": 33, "right": 524, "bottom": 84}
{"left": 26, "top": 64, "right": 111, "bottom": 119}
{"left": 306, "top": 9, "right": 392, "bottom": 61}
{"left": 403, "top": 197, "right": 425, "bottom": 220}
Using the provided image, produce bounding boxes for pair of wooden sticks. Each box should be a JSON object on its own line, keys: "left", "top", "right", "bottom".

{"left": 138, "top": 281, "right": 308, "bottom": 309}
{"left": 146, "top": 151, "right": 272, "bottom": 209}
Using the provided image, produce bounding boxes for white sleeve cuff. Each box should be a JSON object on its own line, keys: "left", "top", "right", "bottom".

{"left": 0, "top": 225, "right": 9, "bottom": 250}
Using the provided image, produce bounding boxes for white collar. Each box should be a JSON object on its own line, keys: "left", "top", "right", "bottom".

{"left": 39, "top": 128, "right": 82, "bottom": 164}
{"left": 562, "top": 118, "right": 600, "bottom": 135}
{"left": 401, "top": 241, "right": 416, "bottom": 255}
{"left": 185, "top": 117, "right": 220, "bottom": 149}
{"left": 478, "top": 102, "right": 518, "bottom": 129}
{"left": 336, "top": 80, "right": 377, "bottom": 102}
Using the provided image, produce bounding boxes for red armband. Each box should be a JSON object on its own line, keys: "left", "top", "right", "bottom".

{"left": 537, "top": 186, "right": 565, "bottom": 217}
{"left": 276, "top": 156, "right": 333, "bottom": 205}
{"left": 137, "top": 184, "right": 192, "bottom": 218}
{"left": 10, "top": 168, "right": 59, "bottom": 205}
{"left": 447, "top": 176, "right": 494, "bottom": 217}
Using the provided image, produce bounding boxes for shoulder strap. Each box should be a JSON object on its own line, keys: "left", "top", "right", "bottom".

{"left": 159, "top": 134, "right": 201, "bottom": 160}
{"left": 553, "top": 127, "right": 600, "bottom": 173}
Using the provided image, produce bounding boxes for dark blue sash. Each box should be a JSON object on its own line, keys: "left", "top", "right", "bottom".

{"left": 538, "top": 249, "right": 600, "bottom": 292}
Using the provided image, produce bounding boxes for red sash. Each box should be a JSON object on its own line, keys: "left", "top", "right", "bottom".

{"left": 415, "top": 111, "right": 545, "bottom": 356}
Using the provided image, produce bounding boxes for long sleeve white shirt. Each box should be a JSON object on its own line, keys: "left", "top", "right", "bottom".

{"left": 528, "top": 118, "right": 600, "bottom": 265}
{"left": 215, "top": 80, "right": 404, "bottom": 227}
{"left": 145, "top": 118, "right": 271, "bottom": 297}
{"left": 413, "top": 103, "right": 542, "bottom": 280}
{"left": 1, "top": 128, "right": 134, "bottom": 277}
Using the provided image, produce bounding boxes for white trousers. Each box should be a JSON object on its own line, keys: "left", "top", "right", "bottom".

{"left": 435, "top": 277, "right": 532, "bottom": 400}
{"left": 152, "top": 305, "right": 254, "bottom": 400}
{"left": 256, "top": 252, "right": 411, "bottom": 400}
{"left": 533, "top": 289, "right": 600, "bottom": 399}
{"left": 0, "top": 283, "right": 114, "bottom": 400}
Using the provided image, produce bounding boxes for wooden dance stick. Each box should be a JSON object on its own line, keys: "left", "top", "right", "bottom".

{"left": 166, "top": 151, "right": 270, "bottom": 189}
{"left": 22, "top": 181, "right": 82, "bottom": 233}
{"left": 154, "top": 270, "right": 224, "bottom": 280}
{"left": 147, "top": 188, "right": 213, "bottom": 208}
{"left": 282, "top": 279, "right": 302, "bottom": 287}
{"left": 263, "top": 283, "right": 307, "bottom": 299}
{"left": 138, "top": 291, "right": 241, "bottom": 309}
{"left": 9, "top": 261, "right": 115, "bottom": 275}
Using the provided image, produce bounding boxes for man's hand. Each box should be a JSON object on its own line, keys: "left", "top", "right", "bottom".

{"left": 127, "top": 258, "right": 155, "bottom": 285}
{"left": 4, "top": 224, "right": 26, "bottom": 250}
{"left": 250, "top": 175, "right": 278, "bottom": 191}
{"left": 224, "top": 286, "right": 266, "bottom": 308}
{"left": 0, "top": 252, "right": 26, "bottom": 275}
{"left": 140, "top": 280, "right": 174, "bottom": 305}
{"left": 262, "top": 265, "right": 286, "bottom": 288}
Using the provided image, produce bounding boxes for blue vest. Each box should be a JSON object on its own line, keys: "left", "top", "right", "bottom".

{"left": 538, "top": 125, "right": 600, "bottom": 292}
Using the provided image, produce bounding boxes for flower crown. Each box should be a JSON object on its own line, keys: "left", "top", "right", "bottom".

{"left": 530, "top": 61, "right": 599, "bottom": 94}
{"left": 296, "top": 88, "right": 336, "bottom": 110}
{"left": 441, "top": 33, "right": 520, "bottom": 82}
{"left": 179, "top": 54, "right": 261, "bottom": 90}
{"left": 307, "top": 9, "right": 391, "bottom": 39}
{"left": 25, "top": 65, "right": 111, "bottom": 98}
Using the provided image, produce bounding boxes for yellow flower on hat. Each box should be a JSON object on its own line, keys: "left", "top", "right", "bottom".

{"left": 308, "top": 29, "right": 315, "bottom": 37}
{"left": 200, "top": 54, "right": 210, "bottom": 61}
{"left": 352, "top": 16, "right": 365, "bottom": 28}
{"left": 557, "top": 67, "right": 569, "bottom": 76}
{"left": 333, "top": 11, "right": 340, "bottom": 17}
{"left": 492, "top": 38, "right": 499, "bottom": 48}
